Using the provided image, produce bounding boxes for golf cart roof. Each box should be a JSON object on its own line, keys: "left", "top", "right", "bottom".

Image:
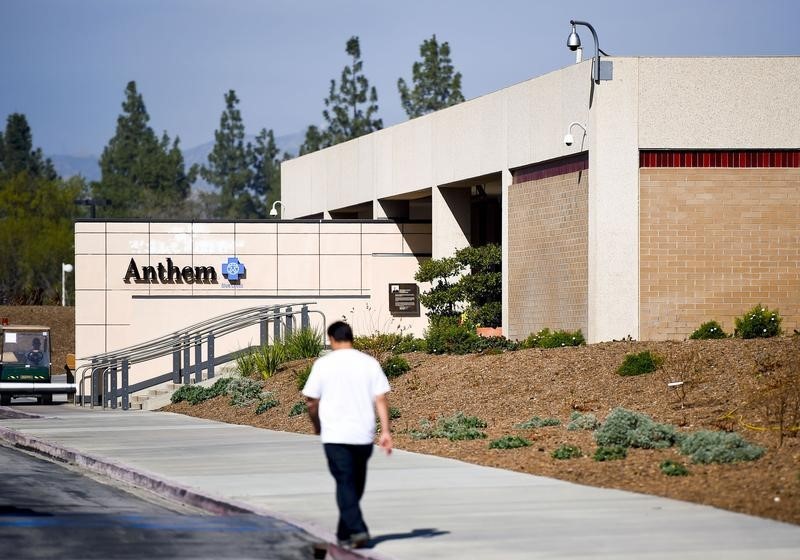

{"left": 1, "top": 325, "right": 50, "bottom": 332}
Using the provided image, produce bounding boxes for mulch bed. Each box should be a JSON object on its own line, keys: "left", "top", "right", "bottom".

{"left": 164, "top": 337, "right": 800, "bottom": 526}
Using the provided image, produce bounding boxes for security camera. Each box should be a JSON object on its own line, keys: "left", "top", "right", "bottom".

{"left": 563, "top": 133, "right": 574, "bottom": 147}
{"left": 563, "top": 122, "right": 587, "bottom": 148}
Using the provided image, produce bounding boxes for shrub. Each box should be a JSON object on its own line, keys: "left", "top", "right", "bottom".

{"left": 424, "top": 317, "right": 480, "bottom": 355}
{"left": 235, "top": 349, "right": 258, "bottom": 377}
{"left": 393, "top": 335, "right": 427, "bottom": 354}
{"left": 289, "top": 401, "right": 308, "bottom": 417}
{"left": 515, "top": 416, "right": 561, "bottom": 429}
{"left": 594, "top": 408, "right": 683, "bottom": 449}
{"left": 679, "top": 430, "right": 765, "bottom": 464}
{"left": 489, "top": 435, "right": 532, "bottom": 450}
{"left": 253, "top": 343, "right": 286, "bottom": 380}
{"left": 355, "top": 333, "right": 426, "bottom": 359}
{"left": 568, "top": 411, "right": 600, "bottom": 431}
{"left": 410, "top": 412, "right": 488, "bottom": 441}
{"left": 382, "top": 355, "right": 411, "bottom": 378}
{"left": 551, "top": 444, "right": 582, "bottom": 460}
{"left": 689, "top": 320, "right": 728, "bottom": 340}
{"left": 617, "top": 350, "right": 663, "bottom": 376}
{"left": 389, "top": 407, "right": 402, "bottom": 420}
{"left": 284, "top": 328, "right": 324, "bottom": 360}
{"left": 735, "top": 305, "right": 782, "bottom": 339}
{"left": 170, "top": 384, "right": 207, "bottom": 405}
{"left": 465, "top": 301, "right": 503, "bottom": 329}
{"left": 522, "top": 328, "right": 586, "bottom": 349}
{"left": 255, "top": 395, "right": 279, "bottom": 415}
{"left": 227, "top": 377, "right": 264, "bottom": 407}
{"left": 295, "top": 364, "right": 312, "bottom": 391}
{"left": 660, "top": 459, "right": 689, "bottom": 476}
{"left": 593, "top": 445, "right": 627, "bottom": 462}
{"left": 473, "top": 336, "right": 519, "bottom": 353}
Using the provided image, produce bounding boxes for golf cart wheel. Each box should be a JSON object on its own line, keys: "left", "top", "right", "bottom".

{"left": 41, "top": 394, "right": 53, "bottom": 405}
{"left": 0, "top": 394, "right": 11, "bottom": 406}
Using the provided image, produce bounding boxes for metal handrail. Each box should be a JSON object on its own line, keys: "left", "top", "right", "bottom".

{"left": 76, "top": 303, "right": 325, "bottom": 409}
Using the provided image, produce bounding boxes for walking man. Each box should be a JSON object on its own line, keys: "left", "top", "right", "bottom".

{"left": 302, "top": 321, "right": 393, "bottom": 549}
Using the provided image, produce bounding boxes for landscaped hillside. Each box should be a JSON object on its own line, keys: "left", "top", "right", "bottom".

{"left": 164, "top": 336, "right": 800, "bottom": 526}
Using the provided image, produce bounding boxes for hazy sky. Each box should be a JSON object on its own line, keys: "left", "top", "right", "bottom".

{"left": 2, "top": 0, "right": 799, "bottom": 156}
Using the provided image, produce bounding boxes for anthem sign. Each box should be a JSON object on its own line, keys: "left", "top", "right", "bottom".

{"left": 123, "top": 257, "right": 219, "bottom": 285}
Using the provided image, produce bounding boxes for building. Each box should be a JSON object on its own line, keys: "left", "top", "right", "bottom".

{"left": 75, "top": 56, "right": 800, "bottom": 392}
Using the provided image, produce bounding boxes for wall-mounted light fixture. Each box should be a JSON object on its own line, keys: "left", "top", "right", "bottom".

{"left": 269, "top": 200, "right": 285, "bottom": 218}
{"left": 563, "top": 121, "right": 587, "bottom": 147}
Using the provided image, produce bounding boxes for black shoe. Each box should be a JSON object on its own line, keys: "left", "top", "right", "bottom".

{"left": 338, "top": 532, "right": 370, "bottom": 549}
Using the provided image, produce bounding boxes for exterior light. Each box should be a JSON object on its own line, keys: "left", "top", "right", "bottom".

{"left": 61, "top": 263, "right": 74, "bottom": 307}
{"left": 269, "top": 200, "right": 284, "bottom": 218}
{"left": 567, "top": 20, "right": 602, "bottom": 84}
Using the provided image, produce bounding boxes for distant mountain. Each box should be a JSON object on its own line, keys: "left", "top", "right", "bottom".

{"left": 49, "top": 154, "right": 101, "bottom": 182}
{"left": 49, "top": 130, "right": 305, "bottom": 194}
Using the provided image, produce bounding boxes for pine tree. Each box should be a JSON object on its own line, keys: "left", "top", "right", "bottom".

{"left": 0, "top": 113, "right": 57, "bottom": 180}
{"left": 96, "top": 81, "right": 192, "bottom": 217}
{"left": 299, "top": 36, "right": 382, "bottom": 154}
{"left": 251, "top": 128, "right": 285, "bottom": 210}
{"left": 198, "top": 90, "right": 263, "bottom": 218}
{"left": 398, "top": 35, "right": 465, "bottom": 119}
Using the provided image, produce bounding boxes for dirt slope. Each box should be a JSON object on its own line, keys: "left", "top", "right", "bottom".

{"left": 164, "top": 337, "right": 800, "bottom": 525}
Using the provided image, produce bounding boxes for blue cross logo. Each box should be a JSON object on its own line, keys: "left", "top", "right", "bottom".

{"left": 222, "top": 257, "right": 246, "bottom": 282}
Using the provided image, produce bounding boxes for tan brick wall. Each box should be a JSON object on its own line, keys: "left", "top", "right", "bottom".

{"left": 640, "top": 168, "right": 800, "bottom": 340}
{"left": 507, "top": 171, "right": 588, "bottom": 341}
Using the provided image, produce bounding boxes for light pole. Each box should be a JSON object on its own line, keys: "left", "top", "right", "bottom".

{"left": 567, "top": 20, "right": 603, "bottom": 84}
{"left": 269, "top": 201, "right": 285, "bottom": 219}
{"left": 61, "top": 263, "right": 74, "bottom": 306}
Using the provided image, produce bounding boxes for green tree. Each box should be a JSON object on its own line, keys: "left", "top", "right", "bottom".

{"left": 299, "top": 36, "right": 382, "bottom": 154}
{"left": 0, "top": 113, "right": 57, "bottom": 180}
{"left": 398, "top": 35, "right": 464, "bottom": 119}
{"left": 0, "top": 173, "right": 86, "bottom": 304}
{"left": 95, "top": 81, "right": 193, "bottom": 218}
{"left": 251, "top": 128, "right": 286, "bottom": 210}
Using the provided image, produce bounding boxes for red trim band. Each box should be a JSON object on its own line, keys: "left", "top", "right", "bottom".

{"left": 640, "top": 150, "right": 800, "bottom": 168}
{"left": 512, "top": 153, "right": 588, "bottom": 183}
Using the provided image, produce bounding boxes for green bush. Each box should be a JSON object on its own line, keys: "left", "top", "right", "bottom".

{"left": 389, "top": 407, "right": 402, "bottom": 420}
{"left": 410, "top": 412, "right": 488, "bottom": 441}
{"left": 170, "top": 384, "right": 207, "bottom": 405}
{"left": 522, "top": 328, "right": 586, "bottom": 349}
{"left": 354, "top": 333, "right": 426, "bottom": 359}
{"left": 617, "top": 350, "right": 663, "bottom": 376}
{"left": 284, "top": 328, "right": 324, "bottom": 360}
{"left": 465, "top": 301, "right": 503, "bottom": 329}
{"left": 515, "top": 416, "right": 561, "bottom": 429}
{"left": 735, "top": 305, "right": 782, "bottom": 339}
{"left": 289, "top": 401, "right": 308, "bottom": 417}
{"left": 227, "top": 377, "right": 264, "bottom": 407}
{"left": 295, "top": 364, "right": 312, "bottom": 391}
{"left": 473, "top": 336, "right": 519, "bottom": 353}
{"left": 551, "top": 444, "right": 582, "bottom": 460}
{"left": 235, "top": 349, "right": 259, "bottom": 377}
{"left": 382, "top": 355, "right": 411, "bottom": 378}
{"left": 593, "top": 445, "right": 627, "bottom": 462}
{"left": 489, "top": 435, "right": 532, "bottom": 449}
{"left": 689, "top": 320, "right": 728, "bottom": 340}
{"left": 594, "top": 408, "right": 683, "bottom": 449}
{"left": 424, "top": 316, "right": 480, "bottom": 355}
{"left": 679, "top": 430, "right": 765, "bottom": 464}
{"left": 255, "top": 395, "right": 279, "bottom": 415}
{"left": 568, "top": 411, "right": 600, "bottom": 431}
{"left": 253, "top": 343, "right": 286, "bottom": 380}
{"left": 660, "top": 459, "right": 689, "bottom": 476}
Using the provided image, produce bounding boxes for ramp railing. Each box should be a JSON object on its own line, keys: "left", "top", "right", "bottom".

{"left": 75, "top": 303, "right": 324, "bottom": 410}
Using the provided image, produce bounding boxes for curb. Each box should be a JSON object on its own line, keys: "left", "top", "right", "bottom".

{"left": 0, "top": 425, "right": 394, "bottom": 560}
{"left": 0, "top": 406, "right": 43, "bottom": 419}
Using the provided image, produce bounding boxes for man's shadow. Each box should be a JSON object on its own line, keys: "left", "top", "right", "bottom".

{"left": 367, "top": 528, "right": 449, "bottom": 548}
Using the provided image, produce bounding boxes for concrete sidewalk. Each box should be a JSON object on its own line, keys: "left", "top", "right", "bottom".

{"left": 1, "top": 407, "right": 799, "bottom": 560}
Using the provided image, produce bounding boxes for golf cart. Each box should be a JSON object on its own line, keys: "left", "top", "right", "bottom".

{"left": 0, "top": 324, "right": 76, "bottom": 405}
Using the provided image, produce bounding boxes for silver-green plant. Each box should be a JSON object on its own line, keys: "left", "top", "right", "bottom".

{"left": 679, "top": 430, "right": 764, "bottom": 464}
{"left": 568, "top": 411, "right": 600, "bottom": 431}
{"left": 515, "top": 416, "right": 561, "bottom": 429}
{"left": 226, "top": 377, "right": 263, "bottom": 407}
{"left": 594, "top": 408, "right": 682, "bottom": 449}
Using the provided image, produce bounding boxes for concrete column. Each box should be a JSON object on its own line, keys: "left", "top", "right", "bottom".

{"left": 587, "top": 58, "right": 640, "bottom": 342}
{"left": 501, "top": 168, "right": 512, "bottom": 337}
{"left": 432, "top": 186, "right": 471, "bottom": 259}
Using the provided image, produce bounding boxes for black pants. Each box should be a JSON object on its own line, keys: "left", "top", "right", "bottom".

{"left": 323, "top": 443, "right": 373, "bottom": 541}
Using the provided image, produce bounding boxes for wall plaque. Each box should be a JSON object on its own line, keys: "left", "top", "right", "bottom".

{"left": 389, "top": 283, "right": 420, "bottom": 317}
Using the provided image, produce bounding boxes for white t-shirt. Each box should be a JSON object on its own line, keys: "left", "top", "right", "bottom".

{"left": 302, "top": 348, "right": 391, "bottom": 445}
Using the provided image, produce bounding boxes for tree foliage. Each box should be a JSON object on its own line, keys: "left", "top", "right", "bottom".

{"left": 414, "top": 244, "right": 502, "bottom": 327}
{"left": 398, "top": 35, "right": 464, "bottom": 119}
{"left": 0, "top": 114, "right": 57, "bottom": 180}
{"left": 95, "top": 81, "right": 193, "bottom": 218}
{"left": 198, "top": 91, "right": 284, "bottom": 218}
{"left": 299, "top": 36, "right": 382, "bottom": 155}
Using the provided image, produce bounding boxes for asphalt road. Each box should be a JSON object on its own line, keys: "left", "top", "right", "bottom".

{"left": 0, "top": 444, "right": 322, "bottom": 559}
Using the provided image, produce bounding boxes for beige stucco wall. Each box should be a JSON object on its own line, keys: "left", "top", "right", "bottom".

{"left": 75, "top": 220, "right": 431, "bottom": 387}
{"left": 640, "top": 167, "right": 800, "bottom": 340}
